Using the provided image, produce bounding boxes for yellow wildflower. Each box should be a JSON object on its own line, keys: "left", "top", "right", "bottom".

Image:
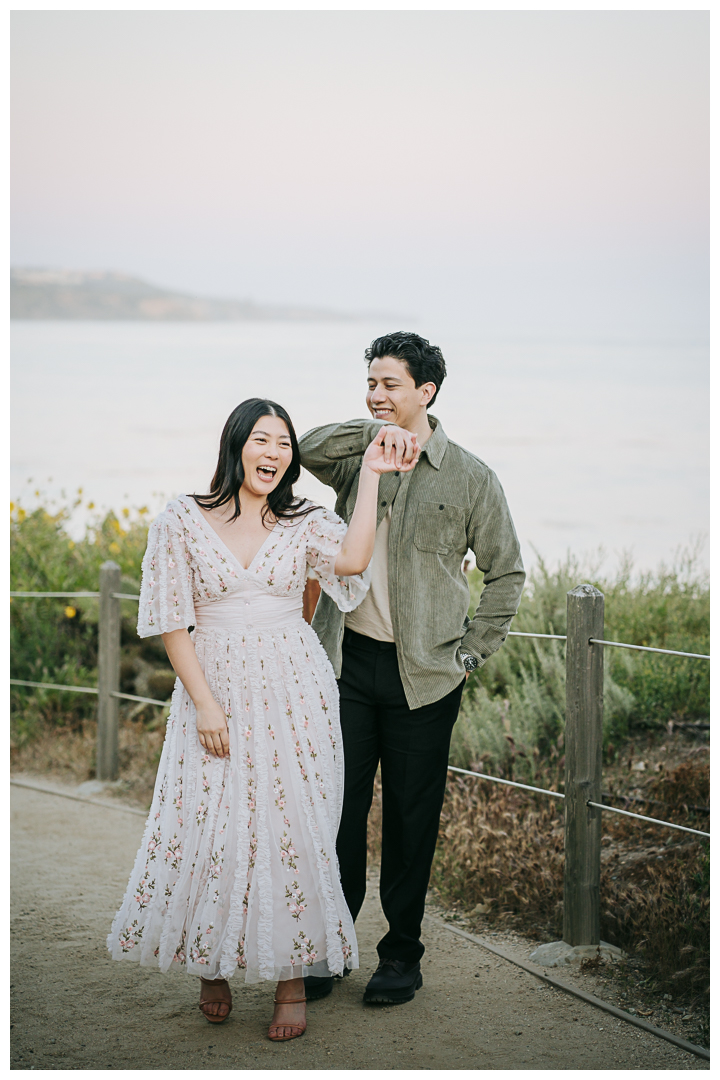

{"left": 65, "top": 606, "right": 76, "bottom": 618}
{"left": 68, "top": 540, "right": 75, "bottom": 549}
{"left": 87, "top": 501, "right": 95, "bottom": 510}
{"left": 109, "top": 541, "right": 121, "bottom": 554}
{"left": 122, "top": 507, "right": 130, "bottom": 518}
{"left": 10, "top": 502, "right": 15, "bottom": 512}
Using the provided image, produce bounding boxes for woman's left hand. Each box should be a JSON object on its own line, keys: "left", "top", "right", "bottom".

{"left": 362, "top": 429, "right": 420, "bottom": 475}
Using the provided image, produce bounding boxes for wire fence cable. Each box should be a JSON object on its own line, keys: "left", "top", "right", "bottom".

{"left": 10, "top": 677, "right": 169, "bottom": 709}
{"left": 447, "top": 765, "right": 710, "bottom": 838}
{"left": 10, "top": 591, "right": 100, "bottom": 599}
{"left": 589, "top": 637, "right": 710, "bottom": 660}
{"left": 447, "top": 764, "right": 565, "bottom": 799}
{"left": 10, "top": 678, "right": 98, "bottom": 696}
{"left": 586, "top": 800, "right": 709, "bottom": 838}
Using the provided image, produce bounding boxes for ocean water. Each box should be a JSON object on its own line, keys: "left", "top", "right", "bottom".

{"left": 11, "top": 321, "right": 708, "bottom": 575}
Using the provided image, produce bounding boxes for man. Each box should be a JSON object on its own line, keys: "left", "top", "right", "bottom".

{"left": 299, "top": 331, "right": 525, "bottom": 1005}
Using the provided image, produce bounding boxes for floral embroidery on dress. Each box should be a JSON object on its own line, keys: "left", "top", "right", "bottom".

{"left": 236, "top": 935, "right": 247, "bottom": 968}
{"left": 133, "top": 873, "right": 155, "bottom": 911}
{"left": 292, "top": 931, "right": 318, "bottom": 966}
{"left": 189, "top": 931, "right": 212, "bottom": 965}
{"left": 118, "top": 920, "right": 144, "bottom": 953}
{"left": 285, "top": 881, "right": 307, "bottom": 921}
{"left": 279, "top": 832, "right": 298, "bottom": 871}
{"left": 337, "top": 921, "right": 353, "bottom": 962}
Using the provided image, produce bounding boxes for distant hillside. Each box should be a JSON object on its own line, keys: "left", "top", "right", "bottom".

{"left": 10, "top": 268, "right": 359, "bottom": 322}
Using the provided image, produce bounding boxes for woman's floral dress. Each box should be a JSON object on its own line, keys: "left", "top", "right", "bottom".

{"left": 107, "top": 496, "right": 369, "bottom": 983}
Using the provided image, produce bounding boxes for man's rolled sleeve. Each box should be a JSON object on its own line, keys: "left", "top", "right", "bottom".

{"left": 461, "top": 469, "right": 525, "bottom": 666}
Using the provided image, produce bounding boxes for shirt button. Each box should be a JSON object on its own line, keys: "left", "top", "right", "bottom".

{"left": 439, "top": 504, "right": 444, "bottom": 510}
{"left": 381, "top": 501, "right": 387, "bottom": 507}
{"left": 481, "top": 653, "right": 487, "bottom": 659}
{"left": 394, "top": 471, "right": 399, "bottom": 477}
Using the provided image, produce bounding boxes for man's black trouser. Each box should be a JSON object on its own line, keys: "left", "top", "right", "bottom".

{"left": 336, "top": 628, "right": 465, "bottom": 966}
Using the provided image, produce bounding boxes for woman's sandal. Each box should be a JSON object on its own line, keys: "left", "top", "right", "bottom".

{"left": 267, "top": 996, "right": 307, "bottom": 1042}
{"left": 199, "top": 976, "right": 233, "bottom": 1023}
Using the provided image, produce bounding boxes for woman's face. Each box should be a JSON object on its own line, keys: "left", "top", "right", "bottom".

{"left": 240, "top": 414, "right": 294, "bottom": 499}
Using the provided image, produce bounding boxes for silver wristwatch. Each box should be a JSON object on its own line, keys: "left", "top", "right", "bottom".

{"left": 460, "top": 651, "right": 478, "bottom": 673}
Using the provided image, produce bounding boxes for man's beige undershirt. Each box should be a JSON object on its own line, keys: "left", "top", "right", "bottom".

{"left": 344, "top": 505, "right": 395, "bottom": 642}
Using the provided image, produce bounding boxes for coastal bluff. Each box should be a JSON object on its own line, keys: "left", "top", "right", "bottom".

{"left": 11, "top": 268, "right": 356, "bottom": 322}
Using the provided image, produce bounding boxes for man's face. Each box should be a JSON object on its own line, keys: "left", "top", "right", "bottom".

{"left": 366, "top": 355, "right": 435, "bottom": 431}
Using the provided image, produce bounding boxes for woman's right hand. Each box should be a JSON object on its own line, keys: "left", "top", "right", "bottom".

{"left": 375, "top": 425, "right": 420, "bottom": 468}
{"left": 195, "top": 697, "right": 231, "bottom": 758}
{"left": 365, "top": 426, "right": 420, "bottom": 474}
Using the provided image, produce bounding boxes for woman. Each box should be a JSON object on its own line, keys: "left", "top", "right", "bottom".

{"left": 107, "top": 398, "right": 418, "bottom": 1041}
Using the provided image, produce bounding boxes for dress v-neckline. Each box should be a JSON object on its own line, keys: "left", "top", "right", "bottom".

{"left": 180, "top": 496, "right": 281, "bottom": 573}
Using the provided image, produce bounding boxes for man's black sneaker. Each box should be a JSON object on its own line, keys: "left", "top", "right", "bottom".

{"left": 304, "top": 967, "right": 351, "bottom": 1002}
{"left": 363, "top": 959, "right": 423, "bottom": 1005}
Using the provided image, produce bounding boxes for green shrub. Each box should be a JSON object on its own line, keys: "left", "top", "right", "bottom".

{"left": 452, "top": 544, "right": 709, "bottom": 776}
{"left": 10, "top": 494, "right": 153, "bottom": 741}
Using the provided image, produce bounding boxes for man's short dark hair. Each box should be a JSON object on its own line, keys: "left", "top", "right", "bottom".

{"left": 365, "top": 331, "right": 446, "bottom": 408}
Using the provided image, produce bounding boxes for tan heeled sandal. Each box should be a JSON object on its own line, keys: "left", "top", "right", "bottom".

{"left": 199, "top": 976, "right": 233, "bottom": 1023}
{"left": 268, "top": 996, "right": 307, "bottom": 1042}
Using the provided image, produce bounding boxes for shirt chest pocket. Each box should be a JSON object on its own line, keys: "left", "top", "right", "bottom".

{"left": 413, "top": 502, "right": 465, "bottom": 555}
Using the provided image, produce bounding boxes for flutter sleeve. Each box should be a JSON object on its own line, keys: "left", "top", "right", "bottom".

{"left": 137, "top": 510, "right": 196, "bottom": 637}
{"left": 305, "top": 507, "right": 371, "bottom": 613}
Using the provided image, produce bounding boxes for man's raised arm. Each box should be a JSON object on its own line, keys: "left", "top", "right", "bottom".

{"left": 299, "top": 420, "right": 418, "bottom": 491}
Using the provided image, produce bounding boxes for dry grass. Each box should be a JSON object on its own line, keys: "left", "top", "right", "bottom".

{"left": 432, "top": 778, "right": 565, "bottom": 930}
{"left": 368, "top": 747, "right": 709, "bottom": 1010}
{"left": 11, "top": 714, "right": 166, "bottom": 808}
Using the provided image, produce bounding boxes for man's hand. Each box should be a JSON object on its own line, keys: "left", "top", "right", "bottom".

{"left": 364, "top": 427, "right": 420, "bottom": 475}
{"left": 376, "top": 425, "right": 420, "bottom": 467}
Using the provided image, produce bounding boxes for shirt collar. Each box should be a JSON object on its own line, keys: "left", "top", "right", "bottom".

{"left": 421, "top": 415, "right": 448, "bottom": 470}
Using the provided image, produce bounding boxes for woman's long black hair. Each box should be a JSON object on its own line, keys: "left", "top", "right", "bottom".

{"left": 193, "top": 398, "right": 316, "bottom": 525}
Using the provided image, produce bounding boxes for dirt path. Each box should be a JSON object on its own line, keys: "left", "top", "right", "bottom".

{"left": 11, "top": 782, "right": 707, "bottom": 1071}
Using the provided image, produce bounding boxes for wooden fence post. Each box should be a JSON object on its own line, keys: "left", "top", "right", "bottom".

{"left": 97, "top": 560, "right": 121, "bottom": 781}
{"left": 563, "top": 583, "right": 604, "bottom": 946}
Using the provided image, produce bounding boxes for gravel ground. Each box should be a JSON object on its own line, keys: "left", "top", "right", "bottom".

{"left": 11, "top": 780, "right": 708, "bottom": 1071}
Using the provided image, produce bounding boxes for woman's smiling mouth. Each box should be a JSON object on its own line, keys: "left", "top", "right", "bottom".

{"left": 257, "top": 465, "right": 277, "bottom": 482}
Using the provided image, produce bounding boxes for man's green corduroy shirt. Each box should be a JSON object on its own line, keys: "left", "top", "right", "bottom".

{"left": 299, "top": 415, "right": 526, "bottom": 710}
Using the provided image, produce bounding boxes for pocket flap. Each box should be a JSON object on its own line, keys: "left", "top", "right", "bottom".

{"left": 413, "top": 502, "right": 464, "bottom": 554}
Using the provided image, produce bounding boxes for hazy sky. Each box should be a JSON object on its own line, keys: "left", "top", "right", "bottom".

{"left": 11, "top": 11, "right": 708, "bottom": 338}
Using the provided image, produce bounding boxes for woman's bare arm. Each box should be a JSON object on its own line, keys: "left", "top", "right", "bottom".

{"left": 161, "top": 629, "right": 230, "bottom": 758}
{"left": 334, "top": 428, "right": 419, "bottom": 576}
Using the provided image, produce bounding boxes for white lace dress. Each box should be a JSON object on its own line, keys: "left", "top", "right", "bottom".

{"left": 107, "top": 495, "right": 369, "bottom": 984}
